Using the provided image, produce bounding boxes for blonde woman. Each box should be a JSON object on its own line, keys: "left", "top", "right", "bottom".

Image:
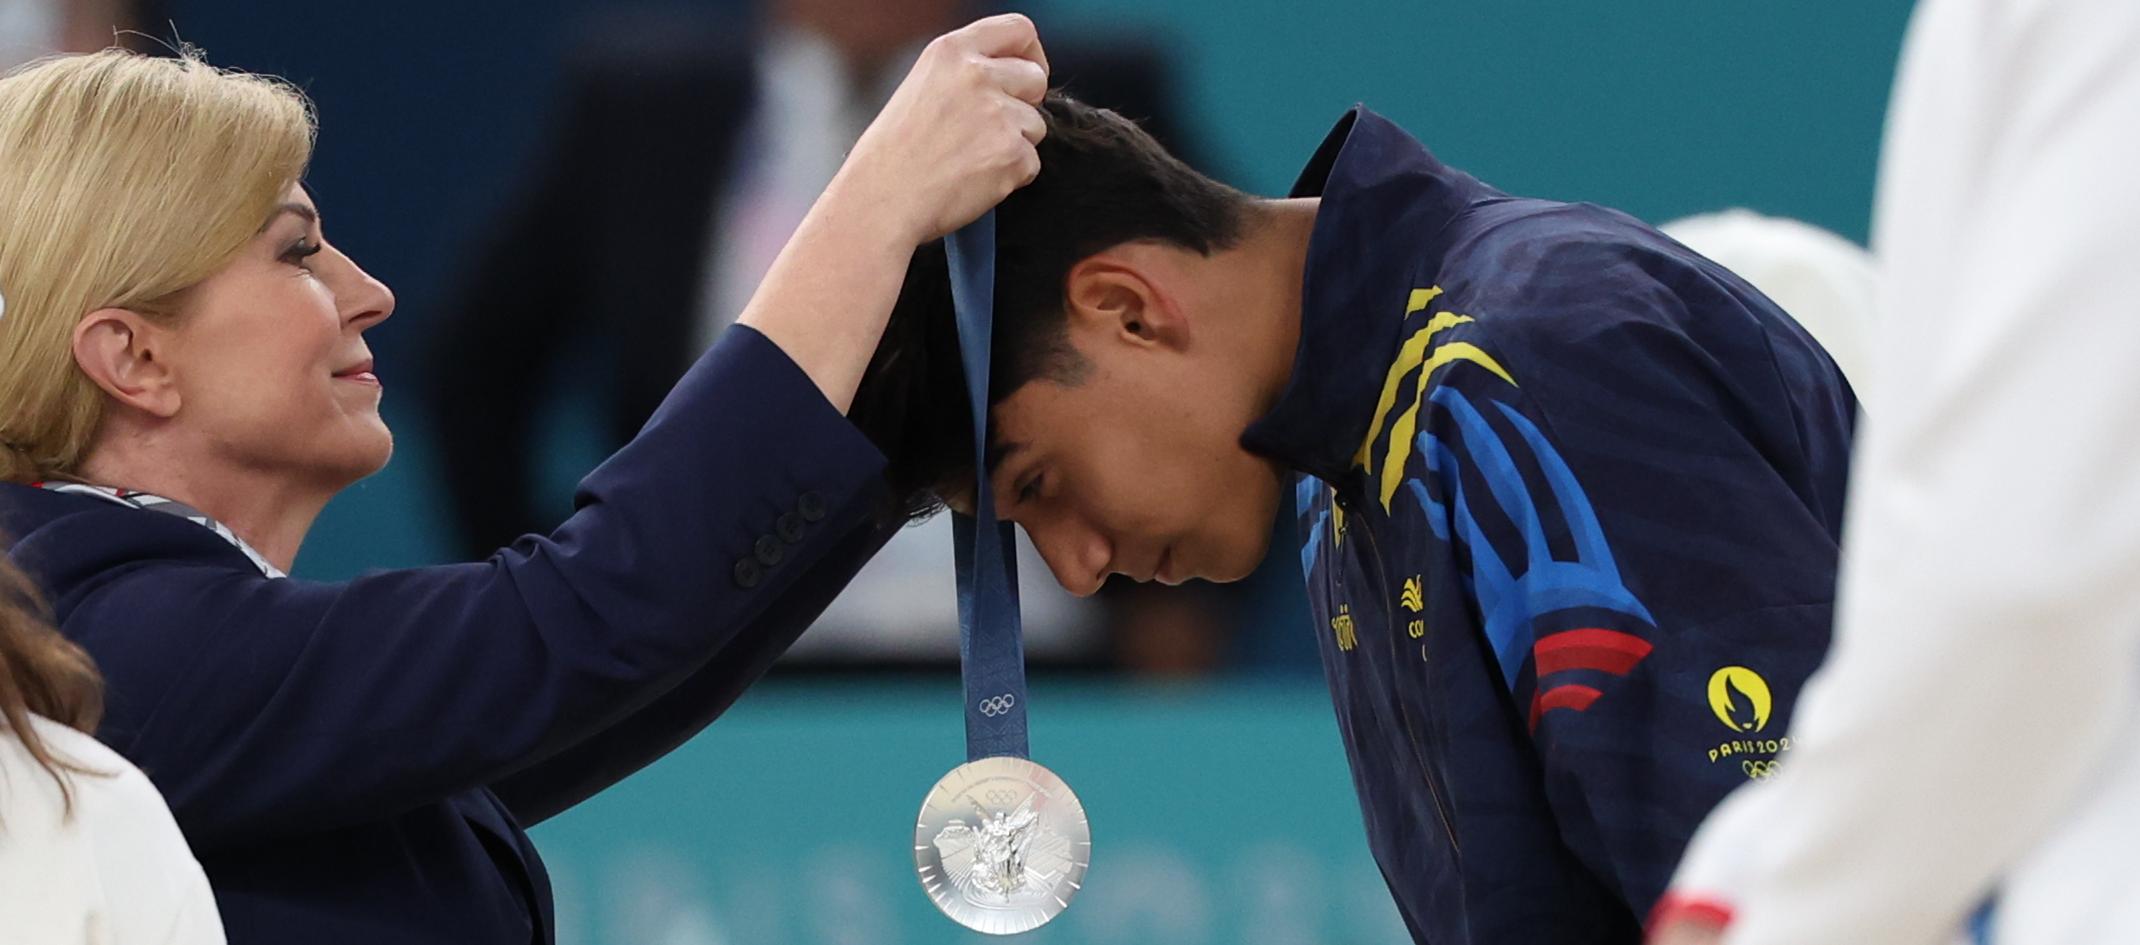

{"left": 0, "top": 552, "right": 223, "bottom": 943}
{"left": 0, "top": 17, "right": 1047, "bottom": 944}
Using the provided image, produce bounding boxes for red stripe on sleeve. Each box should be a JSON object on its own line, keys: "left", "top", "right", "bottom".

{"left": 1528, "top": 683, "right": 1604, "bottom": 730}
{"left": 1646, "top": 891, "right": 1735, "bottom": 936}
{"left": 1533, "top": 628, "right": 1654, "bottom": 677}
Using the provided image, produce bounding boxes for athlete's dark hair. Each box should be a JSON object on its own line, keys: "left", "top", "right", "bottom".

{"left": 849, "top": 93, "right": 1253, "bottom": 524}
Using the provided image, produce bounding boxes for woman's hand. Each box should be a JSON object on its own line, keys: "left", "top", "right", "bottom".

{"left": 829, "top": 13, "right": 1050, "bottom": 246}
{"left": 733, "top": 15, "right": 1050, "bottom": 412}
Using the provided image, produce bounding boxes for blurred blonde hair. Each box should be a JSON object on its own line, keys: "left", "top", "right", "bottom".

{"left": 0, "top": 48, "right": 315, "bottom": 482}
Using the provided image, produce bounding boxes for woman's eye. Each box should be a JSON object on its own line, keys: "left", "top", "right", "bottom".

{"left": 1018, "top": 475, "right": 1043, "bottom": 503}
{"left": 282, "top": 239, "right": 323, "bottom": 267}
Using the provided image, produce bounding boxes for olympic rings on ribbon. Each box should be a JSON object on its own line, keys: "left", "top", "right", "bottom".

{"left": 977, "top": 693, "right": 1018, "bottom": 717}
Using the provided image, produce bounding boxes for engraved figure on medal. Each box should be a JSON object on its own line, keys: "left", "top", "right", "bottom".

{"left": 915, "top": 757, "right": 1090, "bottom": 934}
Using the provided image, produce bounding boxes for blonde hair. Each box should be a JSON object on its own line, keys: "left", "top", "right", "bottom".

{"left": 0, "top": 49, "right": 316, "bottom": 482}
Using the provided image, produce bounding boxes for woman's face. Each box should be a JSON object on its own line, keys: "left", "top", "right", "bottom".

{"left": 162, "top": 184, "right": 397, "bottom": 489}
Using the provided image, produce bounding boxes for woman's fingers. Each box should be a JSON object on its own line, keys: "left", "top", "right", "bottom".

{"left": 1007, "top": 92, "right": 1048, "bottom": 145}
{"left": 983, "top": 56, "right": 1049, "bottom": 107}
{"left": 828, "top": 14, "right": 1056, "bottom": 243}
{"left": 960, "top": 13, "right": 1048, "bottom": 75}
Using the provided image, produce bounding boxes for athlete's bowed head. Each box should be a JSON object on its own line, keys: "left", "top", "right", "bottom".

{"left": 852, "top": 95, "right": 1315, "bottom": 596}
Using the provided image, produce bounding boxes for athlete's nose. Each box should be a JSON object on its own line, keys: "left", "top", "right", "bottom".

{"left": 1023, "top": 516, "right": 1111, "bottom": 598}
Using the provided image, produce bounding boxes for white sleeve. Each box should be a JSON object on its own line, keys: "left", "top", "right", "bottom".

{"left": 84, "top": 746, "right": 228, "bottom": 945}
{"left": 1665, "top": 1, "right": 2140, "bottom": 942}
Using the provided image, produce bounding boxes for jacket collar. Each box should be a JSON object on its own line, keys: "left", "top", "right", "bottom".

{"left": 0, "top": 480, "right": 269, "bottom": 581}
{"left": 1240, "top": 107, "right": 1502, "bottom": 484}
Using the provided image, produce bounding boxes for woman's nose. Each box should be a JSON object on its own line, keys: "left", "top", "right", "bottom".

{"left": 332, "top": 248, "right": 396, "bottom": 330}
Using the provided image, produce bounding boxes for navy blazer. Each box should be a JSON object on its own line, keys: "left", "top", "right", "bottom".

{"left": 0, "top": 326, "right": 895, "bottom": 944}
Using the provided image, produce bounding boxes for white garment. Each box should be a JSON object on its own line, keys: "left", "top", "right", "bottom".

{"left": 1660, "top": 209, "right": 1879, "bottom": 404}
{"left": 1665, "top": 1, "right": 2140, "bottom": 943}
{"left": 698, "top": 27, "right": 1098, "bottom": 661}
{"left": 0, "top": 715, "right": 224, "bottom": 944}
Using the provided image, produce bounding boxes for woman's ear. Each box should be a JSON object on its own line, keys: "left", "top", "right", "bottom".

{"left": 72, "top": 309, "right": 180, "bottom": 418}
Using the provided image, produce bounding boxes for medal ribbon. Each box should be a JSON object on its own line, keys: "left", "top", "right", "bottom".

{"left": 946, "top": 213, "right": 1030, "bottom": 761}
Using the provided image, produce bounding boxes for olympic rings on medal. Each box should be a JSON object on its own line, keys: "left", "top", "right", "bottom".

{"left": 977, "top": 693, "right": 1018, "bottom": 717}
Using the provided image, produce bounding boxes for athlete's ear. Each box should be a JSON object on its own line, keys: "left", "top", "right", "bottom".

{"left": 1064, "top": 248, "right": 1189, "bottom": 352}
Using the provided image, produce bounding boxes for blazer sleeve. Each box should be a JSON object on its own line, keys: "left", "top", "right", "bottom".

{"left": 488, "top": 513, "right": 897, "bottom": 826}
{"left": 53, "top": 326, "right": 888, "bottom": 848}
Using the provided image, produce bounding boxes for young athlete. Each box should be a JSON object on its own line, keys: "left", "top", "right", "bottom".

{"left": 851, "top": 95, "right": 1856, "bottom": 943}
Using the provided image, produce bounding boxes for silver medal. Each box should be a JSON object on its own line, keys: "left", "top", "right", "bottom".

{"left": 914, "top": 756, "right": 1090, "bottom": 934}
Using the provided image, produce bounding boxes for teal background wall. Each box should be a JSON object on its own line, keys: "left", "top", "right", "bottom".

{"left": 531, "top": 682, "right": 1412, "bottom": 944}
{"left": 1059, "top": 1, "right": 1914, "bottom": 245}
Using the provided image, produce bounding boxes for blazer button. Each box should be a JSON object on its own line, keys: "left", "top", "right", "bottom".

{"left": 754, "top": 535, "right": 784, "bottom": 567}
{"left": 798, "top": 491, "right": 828, "bottom": 522}
{"left": 777, "top": 512, "right": 806, "bottom": 543}
{"left": 733, "top": 558, "right": 762, "bottom": 589}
